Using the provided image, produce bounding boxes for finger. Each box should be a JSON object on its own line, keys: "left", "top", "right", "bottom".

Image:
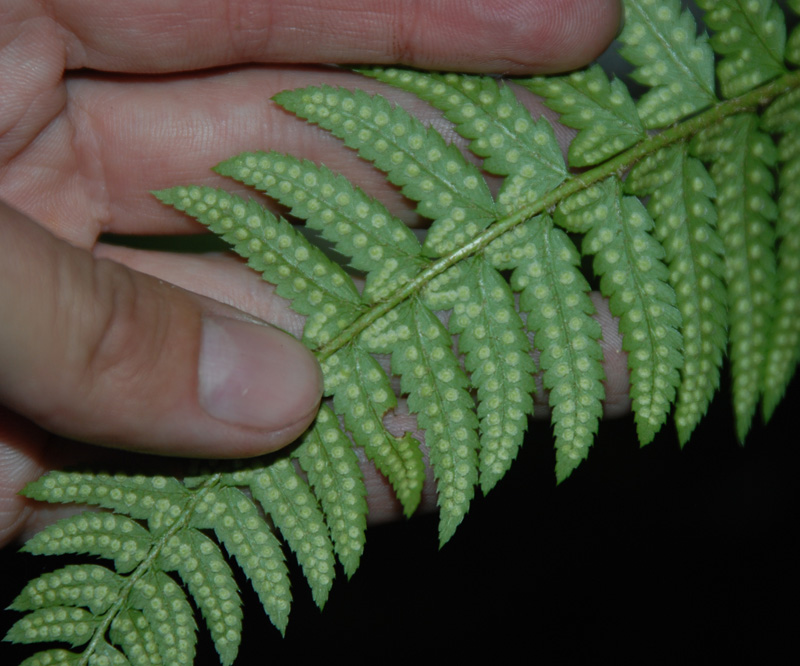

{"left": 1, "top": 242, "right": 627, "bottom": 546}
{"left": 9, "top": 66, "right": 577, "bottom": 239}
{"left": 0, "top": 415, "right": 436, "bottom": 548}
{"left": 3, "top": 67, "right": 436, "bottom": 241}
{"left": 0, "top": 412, "right": 102, "bottom": 548}
{"left": 0, "top": 202, "right": 323, "bottom": 457}
{"left": 96, "top": 244, "right": 631, "bottom": 417}
{"left": 50, "top": 0, "right": 621, "bottom": 75}
{"left": 93, "top": 244, "right": 308, "bottom": 338}
{"left": 0, "top": 410, "right": 49, "bottom": 547}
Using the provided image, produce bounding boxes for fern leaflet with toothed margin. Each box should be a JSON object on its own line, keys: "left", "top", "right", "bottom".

{"left": 6, "top": 1, "right": 800, "bottom": 664}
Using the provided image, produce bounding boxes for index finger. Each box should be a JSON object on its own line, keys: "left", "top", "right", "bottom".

{"left": 53, "top": 0, "right": 622, "bottom": 75}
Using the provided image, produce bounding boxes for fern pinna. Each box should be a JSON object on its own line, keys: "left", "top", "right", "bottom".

{"left": 6, "top": 1, "right": 800, "bottom": 664}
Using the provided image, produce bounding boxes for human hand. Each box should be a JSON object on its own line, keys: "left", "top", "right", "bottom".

{"left": 0, "top": 0, "right": 624, "bottom": 547}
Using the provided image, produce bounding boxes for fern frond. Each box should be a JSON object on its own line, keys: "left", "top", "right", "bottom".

{"left": 8, "top": 3, "right": 800, "bottom": 662}
{"left": 618, "top": 0, "right": 716, "bottom": 127}
{"left": 128, "top": 571, "right": 196, "bottom": 666}
{"left": 788, "top": 0, "right": 800, "bottom": 64}
{"left": 511, "top": 217, "right": 605, "bottom": 480}
{"left": 152, "top": 186, "right": 364, "bottom": 346}
{"left": 109, "top": 610, "right": 161, "bottom": 666}
{"left": 520, "top": 65, "right": 645, "bottom": 168}
{"left": 241, "top": 458, "right": 336, "bottom": 609}
{"left": 19, "top": 642, "right": 129, "bottom": 666}
{"left": 18, "top": 649, "right": 80, "bottom": 666}
{"left": 21, "top": 511, "right": 151, "bottom": 574}
{"left": 292, "top": 405, "right": 367, "bottom": 578}
{"left": 626, "top": 143, "right": 727, "bottom": 445}
{"left": 697, "top": 0, "right": 787, "bottom": 98}
{"left": 10, "top": 565, "right": 123, "bottom": 617}
{"left": 448, "top": 256, "right": 536, "bottom": 493}
{"left": 580, "top": 179, "right": 683, "bottom": 444}
{"left": 94, "top": 641, "right": 130, "bottom": 665}
{"left": 360, "top": 68, "right": 568, "bottom": 213}
{"left": 760, "top": 118, "right": 800, "bottom": 420}
{"left": 7, "top": 605, "right": 99, "bottom": 648}
{"left": 21, "top": 472, "right": 192, "bottom": 532}
{"left": 362, "top": 298, "right": 479, "bottom": 546}
{"left": 692, "top": 113, "right": 778, "bottom": 440}
{"left": 159, "top": 528, "right": 242, "bottom": 666}
{"left": 325, "top": 344, "right": 425, "bottom": 517}
{"left": 214, "top": 151, "right": 425, "bottom": 302}
{"left": 10, "top": 466, "right": 301, "bottom": 663}
{"left": 7, "top": 608, "right": 99, "bottom": 656}
{"left": 191, "top": 486, "right": 291, "bottom": 635}
{"left": 273, "top": 85, "right": 496, "bottom": 256}
{"left": 554, "top": 183, "right": 611, "bottom": 234}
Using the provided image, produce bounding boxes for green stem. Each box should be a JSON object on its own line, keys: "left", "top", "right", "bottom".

{"left": 313, "top": 69, "right": 800, "bottom": 362}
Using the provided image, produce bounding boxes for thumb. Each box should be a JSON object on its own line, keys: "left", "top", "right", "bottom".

{"left": 0, "top": 202, "right": 323, "bottom": 457}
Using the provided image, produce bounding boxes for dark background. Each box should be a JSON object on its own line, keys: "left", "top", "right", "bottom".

{"left": 3, "top": 373, "right": 798, "bottom": 663}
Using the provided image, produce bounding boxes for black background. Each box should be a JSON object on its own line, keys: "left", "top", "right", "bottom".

{"left": 3, "top": 373, "right": 798, "bottom": 663}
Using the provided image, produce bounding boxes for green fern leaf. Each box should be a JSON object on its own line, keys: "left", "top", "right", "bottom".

{"left": 362, "top": 299, "right": 479, "bottom": 546}
{"left": 697, "top": 0, "right": 787, "bottom": 98}
{"left": 626, "top": 144, "right": 727, "bottom": 444}
{"left": 511, "top": 217, "right": 605, "bottom": 480}
{"left": 159, "top": 528, "right": 242, "bottom": 666}
{"left": 128, "top": 571, "right": 196, "bottom": 666}
{"left": 10, "top": 565, "right": 122, "bottom": 616}
{"left": 325, "top": 344, "right": 425, "bottom": 516}
{"left": 761, "top": 85, "right": 800, "bottom": 133}
{"left": 20, "top": 511, "right": 152, "bottom": 574}
{"left": 788, "top": 0, "right": 800, "bottom": 64}
{"left": 360, "top": 68, "right": 567, "bottom": 214}
{"left": 191, "top": 486, "right": 291, "bottom": 635}
{"left": 8, "top": 4, "right": 800, "bottom": 662}
{"left": 483, "top": 217, "right": 541, "bottom": 268}
{"left": 20, "top": 649, "right": 80, "bottom": 666}
{"left": 19, "top": 641, "right": 131, "bottom": 666}
{"left": 520, "top": 65, "right": 645, "bottom": 167}
{"left": 760, "top": 112, "right": 800, "bottom": 419}
{"left": 448, "top": 256, "right": 536, "bottom": 493}
{"left": 19, "top": 649, "right": 81, "bottom": 666}
{"left": 581, "top": 179, "right": 683, "bottom": 444}
{"left": 618, "top": 0, "right": 717, "bottom": 127}
{"left": 242, "top": 458, "right": 336, "bottom": 609}
{"left": 273, "top": 85, "right": 496, "bottom": 256}
{"left": 109, "top": 610, "right": 160, "bottom": 666}
{"left": 691, "top": 113, "right": 778, "bottom": 440}
{"left": 152, "top": 186, "right": 364, "bottom": 347}
{"left": 214, "top": 151, "right": 425, "bottom": 302}
{"left": 6, "top": 607, "right": 99, "bottom": 648}
{"left": 292, "top": 405, "right": 367, "bottom": 578}
{"left": 21, "top": 472, "right": 191, "bottom": 532}
{"left": 87, "top": 640, "right": 131, "bottom": 666}
{"left": 420, "top": 261, "right": 469, "bottom": 311}
{"left": 554, "top": 183, "right": 612, "bottom": 234}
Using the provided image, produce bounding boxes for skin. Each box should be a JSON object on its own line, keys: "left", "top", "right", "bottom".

{"left": 0, "top": 0, "right": 624, "bottom": 548}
